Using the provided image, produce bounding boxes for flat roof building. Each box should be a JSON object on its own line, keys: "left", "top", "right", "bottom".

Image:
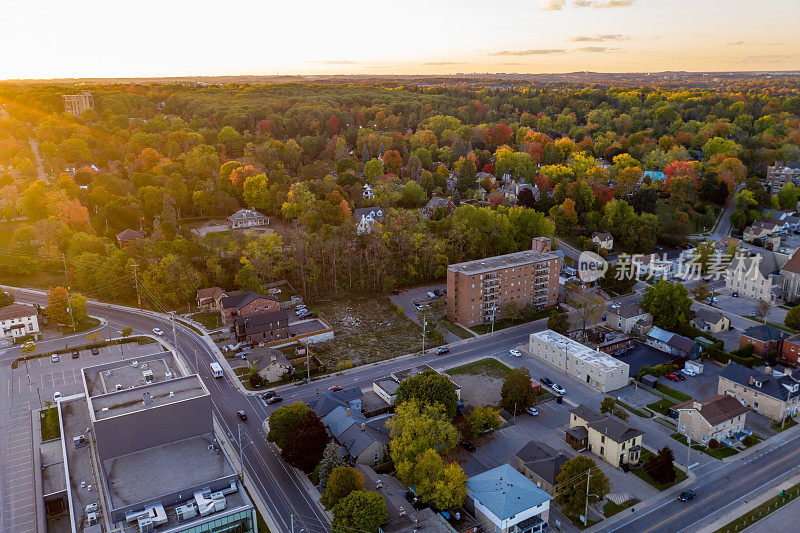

{"left": 446, "top": 248, "right": 562, "bottom": 327}
{"left": 528, "top": 330, "right": 630, "bottom": 392}
{"left": 62, "top": 91, "right": 94, "bottom": 117}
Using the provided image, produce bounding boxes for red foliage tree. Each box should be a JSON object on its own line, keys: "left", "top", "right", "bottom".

{"left": 482, "top": 163, "right": 496, "bottom": 175}
{"left": 229, "top": 165, "right": 259, "bottom": 191}
{"left": 257, "top": 119, "right": 274, "bottom": 135}
{"left": 486, "top": 123, "right": 513, "bottom": 146}
{"left": 329, "top": 115, "right": 340, "bottom": 134}
{"left": 382, "top": 150, "right": 403, "bottom": 175}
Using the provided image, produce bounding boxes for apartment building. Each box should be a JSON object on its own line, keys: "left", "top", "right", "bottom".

{"left": 766, "top": 161, "right": 800, "bottom": 192}
{"left": 446, "top": 249, "right": 561, "bottom": 327}
{"left": 528, "top": 330, "right": 630, "bottom": 392}
{"left": 62, "top": 91, "right": 94, "bottom": 117}
{"left": 718, "top": 363, "right": 800, "bottom": 422}
{"left": 725, "top": 251, "right": 789, "bottom": 302}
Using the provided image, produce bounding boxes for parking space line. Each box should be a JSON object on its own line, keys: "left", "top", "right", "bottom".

{"left": 8, "top": 495, "right": 34, "bottom": 505}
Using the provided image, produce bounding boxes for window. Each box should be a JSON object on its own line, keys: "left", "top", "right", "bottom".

{"left": 754, "top": 402, "right": 758, "bottom": 409}
{"left": 600, "top": 435, "right": 605, "bottom": 443}
{"left": 680, "top": 424, "right": 686, "bottom": 431}
{"left": 600, "top": 446, "right": 604, "bottom": 455}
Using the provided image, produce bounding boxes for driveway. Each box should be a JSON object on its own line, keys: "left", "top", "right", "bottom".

{"left": 388, "top": 284, "right": 446, "bottom": 324}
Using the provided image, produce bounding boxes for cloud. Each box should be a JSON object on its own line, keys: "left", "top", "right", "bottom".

{"left": 307, "top": 60, "right": 357, "bottom": 65}
{"left": 541, "top": 0, "right": 566, "bottom": 10}
{"left": 490, "top": 49, "right": 565, "bottom": 56}
{"left": 423, "top": 61, "right": 461, "bottom": 65}
{"left": 575, "top": 0, "right": 635, "bottom": 7}
{"left": 570, "top": 34, "right": 629, "bottom": 42}
{"left": 727, "top": 41, "right": 745, "bottom": 46}
{"left": 577, "top": 46, "right": 617, "bottom": 52}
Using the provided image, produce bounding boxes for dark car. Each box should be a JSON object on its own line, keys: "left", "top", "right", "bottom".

{"left": 71, "top": 351, "right": 79, "bottom": 359}
{"left": 460, "top": 441, "right": 476, "bottom": 452}
{"left": 433, "top": 289, "right": 443, "bottom": 297}
{"left": 436, "top": 346, "right": 450, "bottom": 355}
{"left": 91, "top": 347, "right": 100, "bottom": 355}
{"left": 678, "top": 490, "right": 696, "bottom": 502}
{"left": 237, "top": 410, "right": 248, "bottom": 421}
{"left": 540, "top": 377, "right": 555, "bottom": 387}
{"left": 266, "top": 396, "right": 283, "bottom": 405}
{"left": 261, "top": 391, "right": 276, "bottom": 400}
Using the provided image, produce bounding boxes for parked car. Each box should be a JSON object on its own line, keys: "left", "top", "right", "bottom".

{"left": 436, "top": 346, "right": 450, "bottom": 355}
{"left": 678, "top": 490, "right": 696, "bottom": 502}
{"left": 509, "top": 349, "right": 521, "bottom": 357}
{"left": 433, "top": 289, "right": 443, "bottom": 297}
{"left": 327, "top": 385, "right": 343, "bottom": 392}
{"left": 426, "top": 291, "right": 437, "bottom": 299}
{"left": 266, "top": 396, "right": 283, "bottom": 405}
{"left": 749, "top": 312, "right": 757, "bottom": 317}
{"left": 732, "top": 291, "right": 738, "bottom": 297}
{"left": 552, "top": 384, "right": 566, "bottom": 395}
{"left": 71, "top": 351, "right": 79, "bottom": 359}
{"left": 51, "top": 354, "right": 59, "bottom": 363}
{"left": 614, "top": 349, "right": 627, "bottom": 356}
{"left": 390, "top": 289, "right": 400, "bottom": 295}
{"left": 705, "top": 297, "right": 719, "bottom": 303}
{"left": 540, "top": 377, "right": 555, "bottom": 387}
{"left": 460, "top": 441, "right": 477, "bottom": 452}
{"left": 91, "top": 347, "right": 100, "bottom": 355}
{"left": 261, "top": 391, "right": 276, "bottom": 400}
{"left": 53, "top": 391, "right": 62, "bottom": 402}
{"left": 681, "top": 368, "right": 697, "bottom": 377}
{"left": 237, "top": 410, "right": 248, "bottom": 421}
{"left": 152, "top": 327, "right": 164, "bottom": 336}
{"left": 296, "top": 304, "right": 307, "bottom": 309}
{"left": 665, "top": 373, "right": 680, "bottom": 382}
{"left": 526, "top": 407, "right": 539, "bottom": 416}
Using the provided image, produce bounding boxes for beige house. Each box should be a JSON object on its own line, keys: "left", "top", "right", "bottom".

{"left": 196, "top": 287, "right": 227, "bottom": 310}
{"left": 606, "top": 303, "right": 651, "bottom": 334}
{"left": 690, "top": 308, "right": 731, "bottom": 333}
{"left": 566, "top": 405, "right": 643, "bottom": 468}
{"left": 725, "top": 251, "right": 789, "bottom": 301}
{"left": 514, "top": 441, "right": 568, "bottom": 494}
{"left": 673, "top": 395, "right": 748, "bottom": 446}
{"left": 592, "top": 232, "right": 614, "bottom": 251}
{"left": 528, "top": 330, "right": 629, "bottom": 392}
{"left": 718, "top": 363, "right": 800, "bottom": 422}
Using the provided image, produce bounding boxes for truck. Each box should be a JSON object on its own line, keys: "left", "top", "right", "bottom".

{"left": 684, "top": 361, "right": 704, "bottom": 375}
{"left": 210, "top": 362, "right": 223, "bottom": 378}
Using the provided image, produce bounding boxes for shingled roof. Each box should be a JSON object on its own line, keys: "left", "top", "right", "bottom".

{"left": 673, "top": 395, "right": 748, "bottom": 426}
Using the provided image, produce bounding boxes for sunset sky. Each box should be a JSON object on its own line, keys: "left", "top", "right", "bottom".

{"left": 3, "top": 0, "right": 799, "bottom": 79}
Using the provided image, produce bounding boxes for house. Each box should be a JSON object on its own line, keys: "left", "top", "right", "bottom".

{"left": 591, "top": 232, "right": 613, "bottom": 251}
{"left": 423, "top": 196, "right": 455, "bottom": 217}
{"left": 672, "top": 395, "right": 748, "bottom": 446}
{"left": 0, "top": 303, "right": 40, "bottom": 341}
{"left": 115, "top": 228, "right": 145, "bottom": 248}
{"left": 690, "top": 308, "right": 731, "bottom": 333}
{"left": 307, "top": 387, "right": 363, "bottom": 418}
{"left": 196, "top": 287, "right": 227, "bottom": 311}
{"left": 321, "top": 406, "right": 390, "bottom": 465}
{"left": 248, "top": 346, "right": 292, "bottom": 382}
{"left": 502, "top": 182, "right": 540, "bottom": 204}
{"left": 234, "top": 309, "right": 290, "bottom": 344}
{"left": 718, "top": 363, "right": 800, "bottom": 421}
{"left": 740, "top": 324, "right": 790, "bottom": 357}
{"left": 634, "top": 254, "right": 674, "bottom": 280}
{"left": 227, "top": 209, "right": 269, "bottom": 229}
{"left": 465, "top": 464, "right": 551, "bottom": 533}
{"left": 363, "top": 183, "right": 374, "bottom": 200}
{"left": 372, "top": 378, "right": 400, "bottom": 406}
{"left": 514, "top": 441, "right": 569, "bottom": 494}
{"left": 726, "top": 251, "right": 788, "bottom": 301}
{"left": 645, "top": 326, "right": 701, "bottom": 359}
{"left": 781, "top": 333, "right": 800, "bottom": 365}
{"left": 777, "top": 249, "right": 800, "bottom": 303}
{"left": 567, "top": 404, "right": 643, "bottom": 467}
{"left": 606, "top": 303, "right": 651, "bottom": 334}
{"left": 219, "top": 290, "right": 280, "bottom": 326}
{"left": 353, "top": 207, "right": 384, "bottom": 235}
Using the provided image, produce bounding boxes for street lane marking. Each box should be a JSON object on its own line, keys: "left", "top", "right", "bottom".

{"left": 754, "top": 447, "right": 800, "bottom": 474}
{"left": 644, "top": 491, "right": 721, "bottom": 532}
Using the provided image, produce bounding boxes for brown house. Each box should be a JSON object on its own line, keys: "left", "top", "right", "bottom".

{"left": 220, "top": 290, "right": 280, "bottom": 326}
{"left": 740, "top": 324, "right": 790, "bottom": 357}
{"left": 781, "top": 333, "right": 800, "bottom": 365}
{"left": 115, "top": 229, "right": 145, "bottom": 248}
{"left": 234, "top": 309, "right": 290, "bottom": 344}
{"left": 196, "top": 287, "right": 227, "bottom": 311}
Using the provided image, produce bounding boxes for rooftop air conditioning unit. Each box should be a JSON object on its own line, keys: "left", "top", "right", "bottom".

{"left": 141, "top": 363, "right": 148, "bottom": 369}
{"left": 132, "top": 361, "right": 139, "bottom": 367}
{"left": 138, "top": 516, "right": 154, "bottom": 533}
{"left": 116, "top": 384, "right": 123, "bottom": 391}
{"left": 165, "top": 371, "right": 173, "bottom": 380}
{"left": 87, "top": 512, "right": 99, "bottom": 526}
{"left": 175, "top": 502, "right": 198, "bottom": 522}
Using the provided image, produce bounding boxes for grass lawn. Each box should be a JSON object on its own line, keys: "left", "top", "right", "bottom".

{"left": 647, "top": 398, "right": 678, "bottom": 415}
{"left": 437, "top": 318, "right": 474, "bottom": 340}
{"left": 658, "top": 384, "right": 693, "bottom": 402}
{"left": 713, "top": 480, "right": 800, "bottom": 533}
{"left": 471, "top": 307, "right": 556, "bottom": 334}
{"left": 633, "top": 449, "right": 688, "bottom": 491}
{"left": 616, "top": 399, "right": 653, "bottom": 418}
{"left": 771, "top": 417, "right": 798, "bottom": 432}
{"left": 192, "top": 311, "right": 222, "bottom": 330}
{"left": 446, "top": 358, "right": 511, "bottom": 379}
{"left": 670, "top": 433, "right": 739, "bottom": 458}
{"left": 266, "top": 281, "right": 296, "bottom": 303}
{"left": 40, "top": 407, "right": 60, "bottom": 441}
{"left": 604, "top": 499, "right": 638, "bottom": 517}
{"left": 59, "top": 317, "right": 101, "bottom": 335}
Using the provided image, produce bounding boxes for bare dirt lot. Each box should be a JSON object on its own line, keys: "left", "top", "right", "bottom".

{"left": 446, "top": 358, "right": 511, "bottom": 408}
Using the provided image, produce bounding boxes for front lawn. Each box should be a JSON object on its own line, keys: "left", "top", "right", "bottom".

{"left": 771, "top": 417, "right": 798, "bottom": 432}
{"left": 446, "top": 358, "right": 511, "bottom": 379}
{"left": 603, "top": 498, "right": 638, "bottom": 517}
{"left": 471, "top": 307, "right": 556, "bottom": 334}
{"left": 437, "top": 318, "right": 474, "bottom": 340}
{"left": 670, "top": 433, "right": 739, "bottom": 458}
{"left": 658, "top": 384, "right": 693, "bottom": 402}
{"left": 192, "top": 311, "right": 222, "bottom": 330}
{"left": 647, "top": 398, "right": 678, "bottom": 415}
{"left": 40, "top": 407, "right": 60, "bottom": 441}
{"left": 632, "top": 449, "right": 688, "bottom": 491}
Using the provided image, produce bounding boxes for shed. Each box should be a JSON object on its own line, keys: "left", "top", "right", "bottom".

{"left": 642, "top": 374, "right": 658, "bottom": 389}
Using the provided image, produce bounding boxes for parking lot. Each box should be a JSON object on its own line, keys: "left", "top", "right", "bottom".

{"left": 614, "top": 342, "right": 673, "bottom": 376}
{"left": 388, "top": 283, "right": 446, "bottom": 324}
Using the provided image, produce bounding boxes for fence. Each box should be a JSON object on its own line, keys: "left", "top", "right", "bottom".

{"left": 716, "top": 484, "right": 800, "bottom": 532}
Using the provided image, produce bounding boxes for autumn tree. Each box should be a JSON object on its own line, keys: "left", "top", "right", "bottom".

{"left": 640, "top": 280, "right": 692, "bottom": 330}
{"left": 463, "top": 406, "right": 502, "bottom": 440}
{"left": 645, "top": 446, "right": 677, "bottom": 484}
{"left": 388, "top": 400, "right": 460, "bottom": 477}
{"left": 406, "top": 449, "right": 467, "bottom": 510}
{"left": 555, "top": 456, "right": 610, "bottom": 518}
{"left": 46, "top": 286, "right": 69, "bottom": 325}
{"left": 395, "top": 369, "right": 458, "bottom": 418}
{"left": 320, "top": 466, "right": 364, "bottom": 509}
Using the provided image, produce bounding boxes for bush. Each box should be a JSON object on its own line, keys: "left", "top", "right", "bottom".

{"left": 708, "top": 438, "right": 718, "bottom": 449}
{"left": 742, "top": 435, "right": 757, "bottom": 446}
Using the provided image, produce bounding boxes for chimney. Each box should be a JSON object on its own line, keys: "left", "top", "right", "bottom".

{"left": 749, "top": 376, "right": 755, "bottom": 386}
{"left": 346, "top": 408, "right": 350, "bottom": 416}
{"left": 785, "top": 368, "right": 793, "bottom": 378}
{"left": 361, "top": 423, "right": 366, "bottom": 431}
{"left": 692, "top": 401, "right": 702, "bottom": 410}
{"left": 765, "top": 365, "right": 773, "bottom": 375}
{"left": 558, "top": 449, "right": 563, "bottom": 456}
{"left": 143, "top": 392, "right": 153, "bottom": 406}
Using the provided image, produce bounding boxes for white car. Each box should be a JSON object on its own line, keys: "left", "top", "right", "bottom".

{"left": 51, "top": 354, "right": 59, "bottom": 363}
{"left": 509, "top": 349, "right": 522, "bottom": 357}
{"left": 20, "top": 340, "right": 36, "bottom": 349}
{"left": 526, "top": 407, "right": 539, "bottom": 416}
{"left": 152, "top": 327, "right": 164, "bottom": 336}
{"left": 552, "top": 384, "right": 566, "bottom": 395}
{"left": 53, "top": 391, "right": 62, "bottom": 403}
{"left": 681, "top": 368, "right": 697, "bottom": 377}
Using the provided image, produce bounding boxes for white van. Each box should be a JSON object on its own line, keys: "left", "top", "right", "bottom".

{"left": 210, "top": 362, "right": 223, "bottom": 378}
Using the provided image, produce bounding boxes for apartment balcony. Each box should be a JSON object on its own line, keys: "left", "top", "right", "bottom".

{"left": 484, "top": 277, "right": 500, "bottom": 287}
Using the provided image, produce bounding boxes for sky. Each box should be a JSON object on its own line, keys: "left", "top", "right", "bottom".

{"left": 2, "top": 0, "right": 799, "bottom": 79}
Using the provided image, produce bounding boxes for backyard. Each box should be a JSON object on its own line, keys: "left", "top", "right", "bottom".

{"left": 446, "top": 358, "right": 513, "bottom": 408}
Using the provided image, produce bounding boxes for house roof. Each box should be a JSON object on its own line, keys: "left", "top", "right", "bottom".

{"left": 322, "top": 406, "right": 389, "bottom": 459}
{"left": 235, "top": 309, "right": 288, "bottom": 329}
{"left": 592, "top": 232, "right": 613, "bottom": 242}
{"left": 570, "top": 404, "right": 604, "bottom": 424}
{"left": 673, "top": 395, "right": 748, "bottom": 426}
{"left": 115, "top": 228, "right": 145, "bottom": 241}
{"left": 425, "top": 197, "right": 453, "bottom": 210}
{"left": 466, "top": 464, "right": 551, "bottom": 521}
{"left": 646, "top": 325, "right": 675, "bottom": 343}
{"left": 609, "top": 303, "right": 646, "bottom": 319}
{"left": 742, "top": 324, "right": 790, "bottom": 343}
{"left": 668, "top": 335, "right": 697, "bottom": 353}
{"left": 0, "top": 303, "right": 37, "bottom": 321}
{"left": 719, "top": 362, "right": 800, "bottom": 402}
{"left": 515, "top": 441, "right": 568, "bottom": 485}
{"left": 694, "top": 308, "right": 726, "bottom": 326}
{"left": 728, "top": 251, "right": 788, "bottom": 280}
{"left": 306, "top": 387, "right": 363, "bottom": 418}
{"left": 587, "top": 416, "right": 643, "bottom": 443}
{"left": 353, "top": 207, "right": 384, "bottom": 221}
{"left": 781, "top": 249, "right": 800, "bottom": 275}
{"left": 228, "top": 209, "right": 268, "bottom": 222}
{"left": 374, "top": 378, "right": 400, "bottom": 395}
{"left": 196, "top": 287, "right": 226, "bottom": 301}
{"left": 220, "top": 290, "right": 277, "bottom": 310}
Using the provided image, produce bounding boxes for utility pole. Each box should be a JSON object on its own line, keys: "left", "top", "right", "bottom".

{"left": 584, "top": 469, "right": 592, "bottom": 525}
{"left": 65, "top": 286, "right": 76, "bottom": 331}
{"left": 422, "top": 318, "right": 427, "bottom": 355}
{"left": 238, "top": 422, "right": 243, "bottom": 479}
{"left": 686, "top": 435, "right": 691, "bottom": 469}
{"left": 305, "top": 341, "right": 310, "bottom": 383}
{"left": 131, "top": 263, "right": 141, "bottom": 309}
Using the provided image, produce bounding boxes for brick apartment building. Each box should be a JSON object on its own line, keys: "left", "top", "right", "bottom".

{"left": 446, "top": 245, "right": 562, "bottom": 327}
{"left": 220, "top": 290, "right": 281, "bottom": 326}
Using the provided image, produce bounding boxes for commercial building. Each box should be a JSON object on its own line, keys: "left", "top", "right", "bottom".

{"left": 528, "top": 330, "right": 629, "bottom": 392}
{"left": 446, "top": 248, "right": 562, "bottom": 327}
{"left": 48, "top": 351, "right": 254, "bottom": 533}
{"left": 718, "top": 363, "right": 800, "bottom": 422}
{"left": 673, "top": 395, "right": 748, "bottom": 446}
{"left": 740, "top": 324, "right": 790, "bottom": 357}
{"left": 62, "top": 91, "right": 94, "bottom": 117}
{"left": 0, "top": 303, "right": 40, "bottom": 341}
{"left": 566, "top": 404, "right": 643, "bottom": 468}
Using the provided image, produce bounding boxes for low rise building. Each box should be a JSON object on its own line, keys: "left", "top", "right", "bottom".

{"left": 423, "top": 196, "right": 456, "bottom": 216}
{"left": 62, "top": 90, "right": 94, "bottom": 117}
{"left": 567, "top": 404, "right": 643, "bottom": 468}
{"left": 322, "top": 406, "right": 390, "bottom": 465}
{"left": 777, "top": 249, "right": 800, "bottom": 303}
{"left": 592, "top": 232, "right": 614, "bottom": 251}
{"left": 528, "top": 330, "right": 629, "bottom": 392}
{"left": 514, "top": 441, "right": 568, "bottom": 494}
{"left": 220, "top": 290, "right": 281, "bottom": 325}
{"left": 465, "top": 464, "right": 551, "bottom": 533}
{"left": 195, "top": 287, "right": 227, "bottom": 311}
{"left": 234, "top": 308, "right": 290, "bottom": 344}
{"left": 354, "top": 206, "right": 384, "bottom": 235}
{"left": 740, "top": 324, "right": 790, "bottom": 357}
{"left": 606, "top": 303, "right": 651, "bottom": 334}
{"left": 690, "top": 308, "right": 731, "bottom": 333}
{"left": 781, "top": 333, "right": 800, "bottom": 365}
{"left": 718, "top": 363, "right": 800, "bottom": 421}
{"left": 726, "top": 251, "right": 788, "bottom": 301}
{"left": 0, "top": 303, "right": 40, "bottom": 341}
{"left": 766, "top": 161, "right": 800, "bottom": 191}
{"left": 227, "top": 208, "right": 269, "bottom": 229}
{"left": 645, "top": 326, "right": 701, "bottom": 359}
{"left": 115, "top": 228, "right": 146, "bottom": 247}
{"left": 673, "top": 395, "right": 748, "bottom": 446}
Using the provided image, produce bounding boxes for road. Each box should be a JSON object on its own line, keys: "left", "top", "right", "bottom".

{"left": 712, "top": 199, "right": 735, "bottom": 239}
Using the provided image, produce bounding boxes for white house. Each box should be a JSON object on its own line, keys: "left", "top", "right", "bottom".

{"left": 466, "top": 464, "right": 551, "bottom": 533}
{"left": 0, "top": 304, "right": 40, "bottom": 341}
{"left": 227, "top": 209, "right": 269, "bottom": 229}
{"left": 353, "top": 207, "right": 384, "bottom": 235}
{"left": 363, "top": 183, "right": 374, "bottom": 200}
{"left": 591, "top": 232, "right": 613, "bottom": 251}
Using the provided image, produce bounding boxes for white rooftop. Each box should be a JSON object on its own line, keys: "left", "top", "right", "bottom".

{"left": 531, "top": 330, "right": 628, "bottom": 371}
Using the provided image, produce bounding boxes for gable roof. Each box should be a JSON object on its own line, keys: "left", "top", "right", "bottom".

{"left": 592, "top": 232, "right": 613, "bottom": 242}
{"left": 353, "top": 207, "right": 384, "bottom": 221}
{"left": 306, "top": 387, "right": 363, "bottom": 418}
{"left": 719, "top": 362, "right": 800, "bottom": 402}
{"left": 235, "top": 309, "right": 288, "bottom": 329}
{"left": 668, "top": 335, "right": 697, "bottom": 353}
{"left": 228, "top": 209, "right": 268, "bottom": 222}
{"left": 646, "top": 325, "right": 675, "bottom": 343}
{"left": 515, "top": 441, "right": 568, "bottom": 485}
{"left": 742, "top": 324, "right": 790, "bottom": 343}
{"left": 115, "top": 228, "right": 145, "bottom": 241}
{"left": 0, "top": 303, "right": 37, "bottom": 321}
{"left": 781, "top": 249, "right": 800, "bottom": 275}
{"left": 197, "top": 287, "right": 226, "bottom": 301}
{"left": 322, "top": 406, "right": 389, "bottom": 459}
{"left": 728, "top": 251, "right": 789, "bottom": 280}
{"left": 569, "top": 404, "right": 604, "bottom": 424}
{"left": 220, "top": 290, "right": 277, "bottom": 310}
{"left": 466, "top": 464, "right": 551, "bottom": 520}
{"left": 673, "top": 395, "right": 748, "bottom": 426}
{"left": 587, "top": 416, "right": 643, "bottom": 443}
{"left": 694, "top": 308, "right": 726, "bottom": 326}
{"left": 609, "top": 303, "right": 646, "bottom": 319}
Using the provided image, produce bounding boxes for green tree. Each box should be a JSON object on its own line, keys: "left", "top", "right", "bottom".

{"left": 640, "top": 280, "right": 692, "bottom": 330}
{"left": 457, "top": 159, "right": 477, "bottom": 192}
{"left": 281, "top": 411, "right": 329, "bottom": 473}
{"left": 464, "top": 406, "right": 502, "bottom": 440}
{"left": 121, "top": 326, "right": 133, "bottom": 337}
{"left": 547, "top": 307, "right": 569, "bottom": 334}
{"left": 68, "top": 292, "right": 88, "bottom": 323}
{"left": 332, "top": 490, "right": 387, "bottom": 533}
{"left": 388, "top": 400, "right": 460, "bottom": 473}
{"left": 398, "top": 180, "right": 427, "bottom": 208}
{"left": 395, "top": 369, "right": 458, "bottom": 419}
{"left": 408, "top": 449, "right": 467, "bottom": 510}
{"left": 267, "top": 401, "right": 309, "bottom": 449}
{"left": 785, "top": 306, "right": 800, "bottom": 331}
{"left": 777, "top": 183, "right": 800, "bottom": 210}
{"left": 555, "top": 456, "right": 610, "bottom": 518}
{"left": 320, "top": 466, "right": 364, "bottom": 510}
{"left": 317, "top": 442, "right": 347, "bottom": 489}
{"left": 500, "top": 367, "right": 537, "bottom": 413}
{"left": 600, "top": 397, "right": 616, "bottom": 414}
{"left": 140, "top": 254, "right": 203, "bottom": 308}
